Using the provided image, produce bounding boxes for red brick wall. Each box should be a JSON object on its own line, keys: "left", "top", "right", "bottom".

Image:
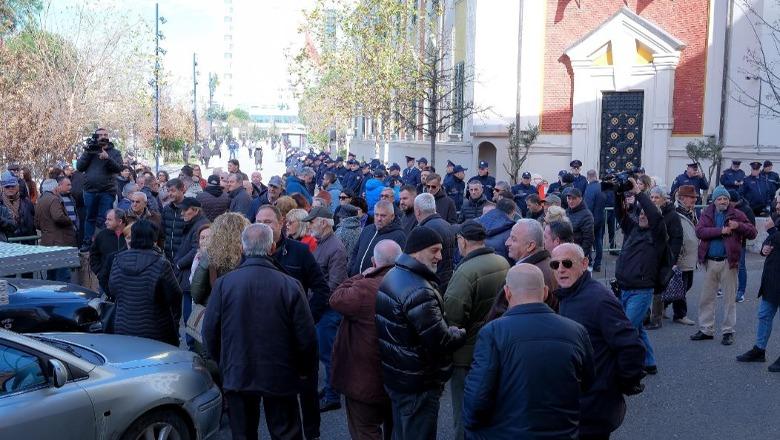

{"left": 541, "top": 0, "right": 709, "bottom": 134}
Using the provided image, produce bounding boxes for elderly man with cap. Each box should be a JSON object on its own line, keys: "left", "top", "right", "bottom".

{"left": 443, "top": 220, "right": 510, "bottom": 440}
{"left": 464, "top": 264, "right": 595, "bottom": 439}
{"left": 742, "top": 161, "right": 773, "bottom": 216}
{"left": 762, "top": 160, "right": 780, "bottom": 195}
{"left": 0, "top": 170, "right": 35, "bottom": 242}
{"left": 445, "top": 164, "right": 467, "bottom": 213}
{"left": 670, "top": 162, "right": 709, "bottom": 204}
{"left": 511, "top": 172, "right": 537, "bottom": 217}
{"left": 196, "top": 174, "right": 231, "bottom": 221}
{"left": 669, "top": 185, "right": 700, "bottom": 325}
{"left": 691, "top": 185, "right": 757, "bottom": 345}
{"left": 247, "top": 175, "right": 285, "bottom": 219}
{"left": 720, "top": 160, "right": 746, "bottom": 191}
{"left": 375, "top": 226, "right": 467, "bottom": 440}
{"left": 569, "top": 159, "right": 588, "bottom": 194}
{"left": 565, "top": 187, "right": 595, "bottom": 259}
{"left": 459, "top": 178, "right": 487, "bottom": 223}
{"left": 469, "top": 161, "right": 496, "bottom": 201}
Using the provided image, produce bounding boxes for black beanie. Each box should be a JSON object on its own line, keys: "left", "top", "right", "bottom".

{"left": 404, "top": 226, "right": 443, "bottom": 254}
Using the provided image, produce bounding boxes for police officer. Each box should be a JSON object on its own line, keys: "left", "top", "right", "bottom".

{"left": 670, "top": 162, "right": 709, "bottom": 205}
{"left": 511, "top": 171, "right": 537, "bottom": 217}
{"left": 720, "top": 160, "right": 745, "bottom": 191}
{"left": 443, "top": 160, "right": 456, "bottom": 191}
{"left": 547, "top": 170, "right": 568, "bottom": 198}
{"left": 342, "top": 159, "right": 363, "bottom": 194}
{"left": 762, "top": 160, "right": 780, "bottom": 196}
{"left": 469, "top": 161, "right": 496, "bottom": 201}
{"left": 445, "top": 164, "right": 467, "bottom": 212}
{"left": 384, "top": 163, "right": 401, "bottom": 185}
{"left": 569, "top": 159, "right": 588, "bottom": 194}
{"left": 402, "top": 155, "right": 420, "bottom": 186}
{"left": 742, "top": 161, "right": 772, "bottom": 216}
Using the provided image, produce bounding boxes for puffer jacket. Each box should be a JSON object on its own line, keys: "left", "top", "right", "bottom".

{"left": 364, "top": 178, "right": 385, "bottom": 215}
{"left": 336, "top": 216, "right": 363, "bottom": 266}
{"left": 375, "top": 253, "right": 466, "bottom": 393}
{"left": 433, "top": 188, "right": 458, "bottom": 224}
{"left": 566, "top": 203, "right": 595, "bottom": 256}
{"left": 162, "top": 201, "right": 185, "bottom": 260}
{"left": 418, "top": 214, "right": 457, "bottom": 291}
{"left": 76, "top": 145, "right": 123, "bottom": 194}
{"left": 348, "top": 216, "right": 407, "bottom": 276}
{"left": 443, "top": 247, "right": 510, "bottom": 367}
{"left": 458, "top": 194, "right": 487, "bottom": 223}
{"left": 108, "top": 248, "right": 182, "bottom": 346}
{"left": 661, "top": 202, "right": 683, "bottom": 263}
{"left": 675, "top": 204, "right": 698, "bottom": 271}
{"left": 476, "top": 209, "right": 515, "bottom": 262}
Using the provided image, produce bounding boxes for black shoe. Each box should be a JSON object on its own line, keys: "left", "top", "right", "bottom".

{"left": 79, "top": 243, "right": 91, "bottom": 253}
{"left": 644, "top": 365, "right": 658, "bottom": 375}
{"left": 593, "top": 266, "right": 601, "bottom": 272}
{"left": 690, "top": 331, "right": 714, "bottom": 341}
{"left": 319, "top": 399, "right": 341, "bottom": 412}
{"left": 737, "top": 346, "right": 766, "bottom": 362}
{"left": 769, "top": 356, "right": 780, "bottom": 372}
{"left": 721, "top": 333, "right": 735, "bottom": 346}
{"left": 646, "top": 322, "right": 662, "bottom": 330}
{"left": 609, "top": 250, "right": 620, "bottom": 256}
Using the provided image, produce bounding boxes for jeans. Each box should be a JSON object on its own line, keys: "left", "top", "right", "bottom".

{"left": 450, "top": 366, "right": 468, "bottom": 440}
{"left": 592, "top": 220, "right": 605, "bottom": 269}
{"left": 385, "top": 386, "right": 442, "bottom": 440}
{"left": 82, "top": 191, "right": 114, "bottom": 245}
{"left": 229, "top": 148, "right": 237, "bottom": 160}
{"left": 756, "top": 299, "right": 779, "bottom": 350}
{"left": 317, "top": 308, "right": 342, "bottom": 403}
{"left": 224, "top": 391, "right": 302, "bottom": 440}
{"left": 737, "top": 248, "right": 747, "bottom": 297}
{"left": 621, "top": 289, "right": 656, "bottom": 367}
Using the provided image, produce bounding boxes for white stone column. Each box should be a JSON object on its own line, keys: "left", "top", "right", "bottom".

{"left": 650, "top": 54, "right": 679, "bottom": 184}
{"left": 570, "top": 60, "right": 597, "bottom": 170}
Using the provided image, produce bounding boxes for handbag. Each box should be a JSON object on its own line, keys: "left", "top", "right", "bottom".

{"left": 185, "top": 303, "right": 207, "bottom": 343}
{"left": 661, "top": 268, "right": 686, "bottom": 303}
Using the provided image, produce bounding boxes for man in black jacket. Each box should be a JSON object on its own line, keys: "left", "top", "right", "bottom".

{"left": 425, "top": 173, "right": 457, "bottom": 223}
{"left": 398, "top": 185, "right": 418, "bottom": 233}
{"left": 203, "top": 223, "right": 317, "bottom": 439}
{"left": 227, "top": 173, "right": 252, "bottom": 219}
{"left": 349, "top": 200, "right": 407, "bottom": 276}
{"left": 415, "top": 193, "right": 458, "bottom": 292}
{"left": 458, "top": 180, "right": 487, "bottom": 223}
{"left": 464, "top": 264, "right": 594, "bottom": 439}
{"left": 173, "top": 198, "right": 209, "bottom": 322}
{"left": 375, "top": 226, "right": 466, "bottom": 440}
{"left": 648, "top": 186, "right": 683, "bottom": 329}
{"left": 196, "top": 175, "right": 231, "bottom": 222}
{"left": 76, "top": 128, "right": 123, "bottom": 250}
{"left": 552, "top": 243, "right": 646, "bottom": 440}
{"left": 89, "top": 208, "right": 129, "bottom": 293}
{"left": 615, "top": 182, "right": 668, "bottom": 374}
{"left": 565, "top": 188, "right": 595, "bottom": 259}
{"left": 162, "top": 179, "right": 186, "bottom": 261}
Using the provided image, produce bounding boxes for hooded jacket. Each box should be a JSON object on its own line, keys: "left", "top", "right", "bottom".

{"left": 348, "top": 216, "right": 407, "bottom": 276}
{"left": 197, "top": 185, "right": 231, "bottom": 221}
{"left": 285, "top": 175, "right": 312, "bottom": 204}
{"left": 364, "top": 178, "right": 385, "bottom": 215}
{"left": 108, "top": 248, "right": 182, "bottom": 346}
{"left": 76, "top": 145, "right": 124, "bottom": 194}
{"left": 476, "top": 209, "right": 515, "bottom": 262}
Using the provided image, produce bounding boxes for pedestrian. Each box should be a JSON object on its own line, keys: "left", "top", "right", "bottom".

{"left": 414, "top": 193, "right": 458, "bottom": 292}
{"left": 458, "top": 180, "right": 487, "bottom": 223}
{"left": 669, "top": 185, "right": 698, "bottom": 325}
{"left": 443, "top": 220, "right": 510, "bottom": 440}
{"left": 203, "top": 223, "right": 317, "bottom": 440}
{"left": 425, "top": 173, "right": 457, "bottom": 223}
{"left": 36, "top": 178, "right": 77, "bottom": 282}
{"left": 475, "top": 198, "right": 517, "bottom": 262}
{"left": 247, "top": 175, "right": 286, "bottom": 219}
{"left": 669, "top": 162, "right": 708, "bottom": 205}
{"left": 691, "top": 185, "right": 757, "bottom": 345}
{"left": 565, "top": 188, "right": 595, "bottom": 259}
{"left": 762, "top": 160, "right": 780, "bottom": 196}
{"left": 552, "top": 243, "right": 646, "bottom": 440}
{"left": 227, "top": 158, "right": 247, "bottom": 181}
{"left": 172, "top": 198, "right": 210, "bottom": 325}
{"left": 463, "top": 264, "right": 595, "bottom": 439}
{"left": 197, "top": 174, "right": 231, "bottom": 222}
{"left": 138, "top": 174, "right": 161, "bottom": 213}
{"left": 180, "top": 165, "right": 203, "bottom": 198}
{"left": 89, "top": 208, "right": 129, "bottom": 293}
{"left": 127, "top": 191, "right": 162, "bottom": 243}
{"left": 334, "top": 204, "right": 363, "bottom": 266}
{"left": 375, "top": 226, "right": 467, "bottom": 439}
{"left": 398, "top": 185, "right": 418, "bottom": 233}
{"left": 445, "top": 165, "right": 467, "bottom": 213}
{"left": 469, "top": 161, "right": 496, "bottom": 201}
{"left": 583, "top": 169, "right": 606, "bottom": 271}
{"left": 227, "top": 173, "right": 252, "bottom": 219}
{"left": 720, "top": 159, "right": 745, "bottom": 191}
{"left": 402, "top": 156, "right": 421, "bottom": 187}
{"left": 525, "top": 193, "right": 545, "bottom": 222}
{"left": 286, "top": 208, "right": 317, "bottom": 252}
{"left": 116, "top": 182, "right": 136, "bottom": 212}
{"left": 543, "top": 220, "right": 574, "bottom": 252}
{"left": 348, "top": 200, "right": 406, "bottom": 276}
{"left": 286, "top": 167, "right": 314, "bottom": 204}
{"left": 330, "top": 240, "right": 402, "bottom": 439}
{"left": 647, "top": 186, "right": 684, "bottom": 330}
{"left": 322, "top": 172, "right": 344, "bottom": 213}
{"left": 510, "top": 172, "right": 536, "bottom": 217}
{"left": 0, "top": 171, "right": 36, "bottom": 241}
{"left": 364, "top": 170, "right": 386, "bottom": 215}
{"left": 108, "top": 220, "right": 182, "bottom": 346}
{"left": 161, "top": 178, "right": 186, "bottom": 261}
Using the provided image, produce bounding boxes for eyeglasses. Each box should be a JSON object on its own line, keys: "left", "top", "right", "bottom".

{"left": 339, "top": 195, "right": 350, "bottom": 200}
{"left": 380, "top": 194, "right": 393, "bottom": 199}
{"left": 549, "top": 259, "right": 575, "bottom": 270}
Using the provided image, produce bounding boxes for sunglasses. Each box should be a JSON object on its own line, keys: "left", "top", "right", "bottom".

{"left": 549, "top": 259, "right": 575, "bottom": 270}
{"left": 426, "top": 185, "right": 439, "bottom": 189}
{"left": 339, "top": 195, "right": 350, "bottom": 200}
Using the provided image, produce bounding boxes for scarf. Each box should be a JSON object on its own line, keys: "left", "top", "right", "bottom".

{"left": 61, "top": 194, "right": 79, "bottom": 231}
{"left": 1, "top": 191, "right": 20, "bottom": 223}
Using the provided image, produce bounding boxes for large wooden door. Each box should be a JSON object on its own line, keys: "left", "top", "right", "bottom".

{"left": 600, "top": 91, "right": 643, "bottom": 177}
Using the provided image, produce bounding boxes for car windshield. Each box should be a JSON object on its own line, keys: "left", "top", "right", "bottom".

{"left": 29, "top": 336, "right": 105, "bottom": 366}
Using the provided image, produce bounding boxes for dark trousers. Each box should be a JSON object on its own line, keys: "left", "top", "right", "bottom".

{"left": 606, "top": 208, "right": 616, "bottom": 246}
{"left": 317, "top": 309, "right": 341, "bottom": 403}
{"left": 299, "top": 372, "right": 320, "bottom": 439}
{"left": 592, "top": 221, "right": 605, "bottom": 269}
{"left": 225, "top": 391, "right": 302, "bottom": 440}
{"left": 345, "top": 397, "right": 393, "bottom": 440}
{"left": 665, "top": 270, "right": 693, "bottom": 319}
{"left": 580, "top": 434, "right": 611, "bottom": 440}
{"left": 385, "top": 386, "right": 442, "bottom": 440}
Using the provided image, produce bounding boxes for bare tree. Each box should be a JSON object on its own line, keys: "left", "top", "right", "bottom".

{"left": 504, "top": 122, "right": 540, "bottom": 185}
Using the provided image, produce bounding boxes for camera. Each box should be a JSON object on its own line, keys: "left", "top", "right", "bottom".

{"left": 85, "top": 133, "right": 111, "bottom": 153}
{"left": 601, "top": 170, "right": 635, "bottom": 193}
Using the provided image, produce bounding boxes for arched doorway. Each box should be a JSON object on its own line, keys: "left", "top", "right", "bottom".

{"left": 477, "top": 141, "right": 497, "bottom": 173}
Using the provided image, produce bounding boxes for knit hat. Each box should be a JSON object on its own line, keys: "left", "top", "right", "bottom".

{"left": 404, "top": 226, "right": 443, "bottom": 254}
{"left": 711, "top": 185, "right": 729, "bottom": 201}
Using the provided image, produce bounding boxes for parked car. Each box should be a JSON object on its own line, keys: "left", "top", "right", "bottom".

{"left": 0, "top": 278, "right": 106, "bottom": 333}
{"left": 0, "top": 329, "right": 222, "bottom": 439}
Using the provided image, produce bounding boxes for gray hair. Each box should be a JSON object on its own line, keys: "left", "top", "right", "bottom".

{"left": 122, "top": 182, "right": 138, "bottom": 197}
{"left": 495, "top": 181, "right": 511, "bottom": 192}
{"left": 414, "top": 193, "right": 436, "bottom": 214}
{"left": 131, "top": 191, "right": 147, "bottom": 202}
{"left": 516, "top": 218, "right": 544, "bottom": 248}
{"left": 468, "top": 180, "right": 482, "bottom": 188}
{"left": 41, "top": 179, "right": 57, "bottom": 193}
{"left": 373, "top": 239, "right": 402, "bottom": 267}
{"left": 587, "top": 169, "right": 598, "bottom": 179}
{"left": 374, "top": 199, "right": 394, "bottom": 213}
{"left": 298, "top": 167, "right": 315, "bottom": 178}
{"left": 650, "top": 185, "right": 668, "bottom": 200}
{"left": 241, "top": 223, "right": 274, "bottom": 257}
{"left": 229, "top": 173, "right": 244, "bottom": 183}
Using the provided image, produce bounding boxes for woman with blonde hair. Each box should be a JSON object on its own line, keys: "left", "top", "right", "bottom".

{"left": 545, "top": 205, "right": 569, "bottom": 225}
{"left": 274, "top": 195, "right": 298, "bottom": 219}
{"left": 286, "top": 208, "right": 317, "bottom": 251}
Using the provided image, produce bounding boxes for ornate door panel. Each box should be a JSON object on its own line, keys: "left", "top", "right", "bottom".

{"left": 600, "top": 91, "right": 643, "bottom": 177}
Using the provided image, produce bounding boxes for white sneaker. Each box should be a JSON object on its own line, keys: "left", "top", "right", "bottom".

{"left": 674, "top": 316, "right": 696, "bottom": 326}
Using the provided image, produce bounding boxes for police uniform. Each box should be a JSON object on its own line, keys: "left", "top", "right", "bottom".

{"left": 720, "top": 162, "right": 746, "bottom": 191}
{"left": 334, "top": 158, "right": 348, "bottom": 182}
{"left": 445, "top": 165, "right": 466, "bottom": 212}
{"left": 469, "top": 161, "right": 495, "bottom": 201}
{"left": 670, "top": 165, "right": 709, "bottom": 204}
{"left": 743, "top": 162, "right": 773, "bottom": 215}
{"left": 761, "top": 160, "right": 780, "bottom": 195}
{"left": 511, "top": 175, "right": 536, "bottom": 217}
{"left": 402, "top": 156, "right": 422, "bottom": 187}
{"left": 569, "top": 160, "right": 588, "bottom": 194}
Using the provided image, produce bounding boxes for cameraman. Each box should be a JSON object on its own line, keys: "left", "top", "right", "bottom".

{"left": 76, "top": 128, "right": 123, "bottom": 251}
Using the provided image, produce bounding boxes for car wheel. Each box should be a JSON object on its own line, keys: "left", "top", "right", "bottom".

{"left": 121, "top": 409, "right": 191, "bottom": 440}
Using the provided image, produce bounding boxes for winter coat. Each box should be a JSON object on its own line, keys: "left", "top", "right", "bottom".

{"left": 140, "top": 186, "right": 161, "bottom": 213}
{"left": 35, "top": 192, "right": 77, "bottom": 247}
{"left": 418, "top": 214, "right": 458, "bottom": 291}
{"left": 469, "top": 174, "right": 496, "bottom": 201}
{"left": 433, "top": 188, "right": 458, "bottom": 223}
{"left": 375, "top": 253, "right": 466, "bottom": 393}
{"left": 484, "top": 250, "right": 560, "bottom": 322}
{"left": 76, "top": 145, "right": 123, "bottom": 194}
{"left": 326, "top": 180, "right": 344, "bottom": 213}
{"left": 202, "top": 256, "right": 318, "bottom": 393}
{"left": 197, "top": 185, "right": 231, "bottom": 222}
{"left": 335, "top": 216, "right": 363, "bottom": 266}
{"left": 443, "top": 247, "right": 510, "bottom": 367}
{"left": 330, "top": 265, "right": 393, "bottom": 404}
{"left": 696, "top": 204, "right": 757, "bottom": 269}
{"left": 228, "top": 187, "right": 252, "bottom": 219}
{"left": 676, "top": 205, "right": 698, "bottom": 271}
{"left": 458, "top": 194, "right": 487, "bottom": 223}
{"left": 115, "top": 176, "right": 131, "bottom": 200}
{"left": 399, "top": 210, "right": 417, "bottom": 234}
{"left": 615, "top": 191, "right": 668, "bottom": 290}
{"left": 445, "top": 176, "right": 465, "bottom": 212}
{"left": 476, "top": 209, "right": 515, "bottom": 262}
{"left": 108, "top": 248, "right": 182, "bottom": 346}
{"left": 285, "top": 175, "right": 312, "bottom": 204}
{"left": 0, "top": 204, "right": 15, "bottom": 242}
{"left": 759, "top": 231, "right": 780, "bottom": 306}
{"left": 313, "top": 232, "right": 348, "bottom": 294}
{"left": 463, "top": 303, "right": 595, "bottom": 439}
{"left": 364, "top": 178, "right": 385, "bottom": 215}
{"left": 661, "top": 202, "right": 683, "bottom": 263}
{"left": 348, "top": 217, "right": 407, "bottom": 276}
{"left": 511, "top": 183, "right": 536, "bottom": 217}
{"left": 162, "top": 201, "right": 185, "bottom": 260}
{"left": 555, "top": 272, "right": 646, "bottom": 437}
{"left": 89, "top": 228, "right": 127, "bottom": 293}
{"left": 272, "top": 236, "right": 331, "bottom": 323}
{"left": 584, "top": 180, "right": 607, "bottom": 226}
{"left": 173, "top": 213, "right": 210, "bottom": 292}
{"left": 2, "top": 196, "right": 35, "bottom": 239}
{"left": 567, "top": 203, "right": 595, "bottom": 257}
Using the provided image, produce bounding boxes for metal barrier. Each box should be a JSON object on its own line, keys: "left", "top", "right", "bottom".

{"left": 8, "top": 235, "right": 41, "bottom": 244}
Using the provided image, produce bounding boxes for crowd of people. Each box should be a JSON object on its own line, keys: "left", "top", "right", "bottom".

{"left": 3, "top": 128, "right": 780, "bottom": 439}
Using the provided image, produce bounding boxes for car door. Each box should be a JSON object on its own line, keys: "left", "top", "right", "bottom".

{"left": 0, "top": 342, "right": 96, "bottom": 440}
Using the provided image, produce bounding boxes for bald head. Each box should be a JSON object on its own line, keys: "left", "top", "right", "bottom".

{"left": 550, "top": 243, "right": 589, "bottom": 289}
{"left": 373, "top": 239, "right": 403, "bottom": 267}
{"left": 504, "top": 264, "right": 548, "bottom": 307}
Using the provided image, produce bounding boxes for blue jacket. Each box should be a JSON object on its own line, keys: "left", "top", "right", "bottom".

{"left": 285, "top": 175, "right": 312, "bottom": 204}
{"left": 741, "top": 174, "right": 772, "bottom": 213}
{"left": 364, "top": 178, "right": 385, "bottom": 215}
{"left": 342, "top": 169, "right": 363, "bottom": 195}
{"left": 327, "top": 180, "right": 344, "bottom": 213}
{"left": 463, "top": 303, "right": 595, "bottom": 439}
{"left": 402, "top": 166, "right": 421, "bottom": 186}
{"left": 670, "top": 172, "right": 708, "bottom": 201}
{"left": 510, "top": 183, "right": 536, "bottom": 217}
{"left": 720, "top": 168, "right": 746, "bottom": 191}
{"left": 584, "top": 180, "right": 606, "bottom": 225}
{"left": 476, "top": 209, "right": 514, "bottom": 262}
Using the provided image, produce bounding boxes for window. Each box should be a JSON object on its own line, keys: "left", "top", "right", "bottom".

{"left": 0, "top": 344, "right": 46, "bottom": 396}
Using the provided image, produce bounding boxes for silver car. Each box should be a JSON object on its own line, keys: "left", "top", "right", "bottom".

{"left": 0, "top": 329, "right": 222, "bottom": 439}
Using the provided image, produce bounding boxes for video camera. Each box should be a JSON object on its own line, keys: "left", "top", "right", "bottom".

{"left": 85, "top": 133, "right": 111, "bottom": 153}
{"left": 601, "top": 169, "right": 635, "bottom": 193}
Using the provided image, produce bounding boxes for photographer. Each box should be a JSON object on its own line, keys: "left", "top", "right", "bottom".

{"left": 76, "top": 128, "right": 123, "bottom": 251}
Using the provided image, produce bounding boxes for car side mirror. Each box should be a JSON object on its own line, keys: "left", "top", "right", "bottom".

{"left": 49, "top": 359, "right": 69, "bottom": 388}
